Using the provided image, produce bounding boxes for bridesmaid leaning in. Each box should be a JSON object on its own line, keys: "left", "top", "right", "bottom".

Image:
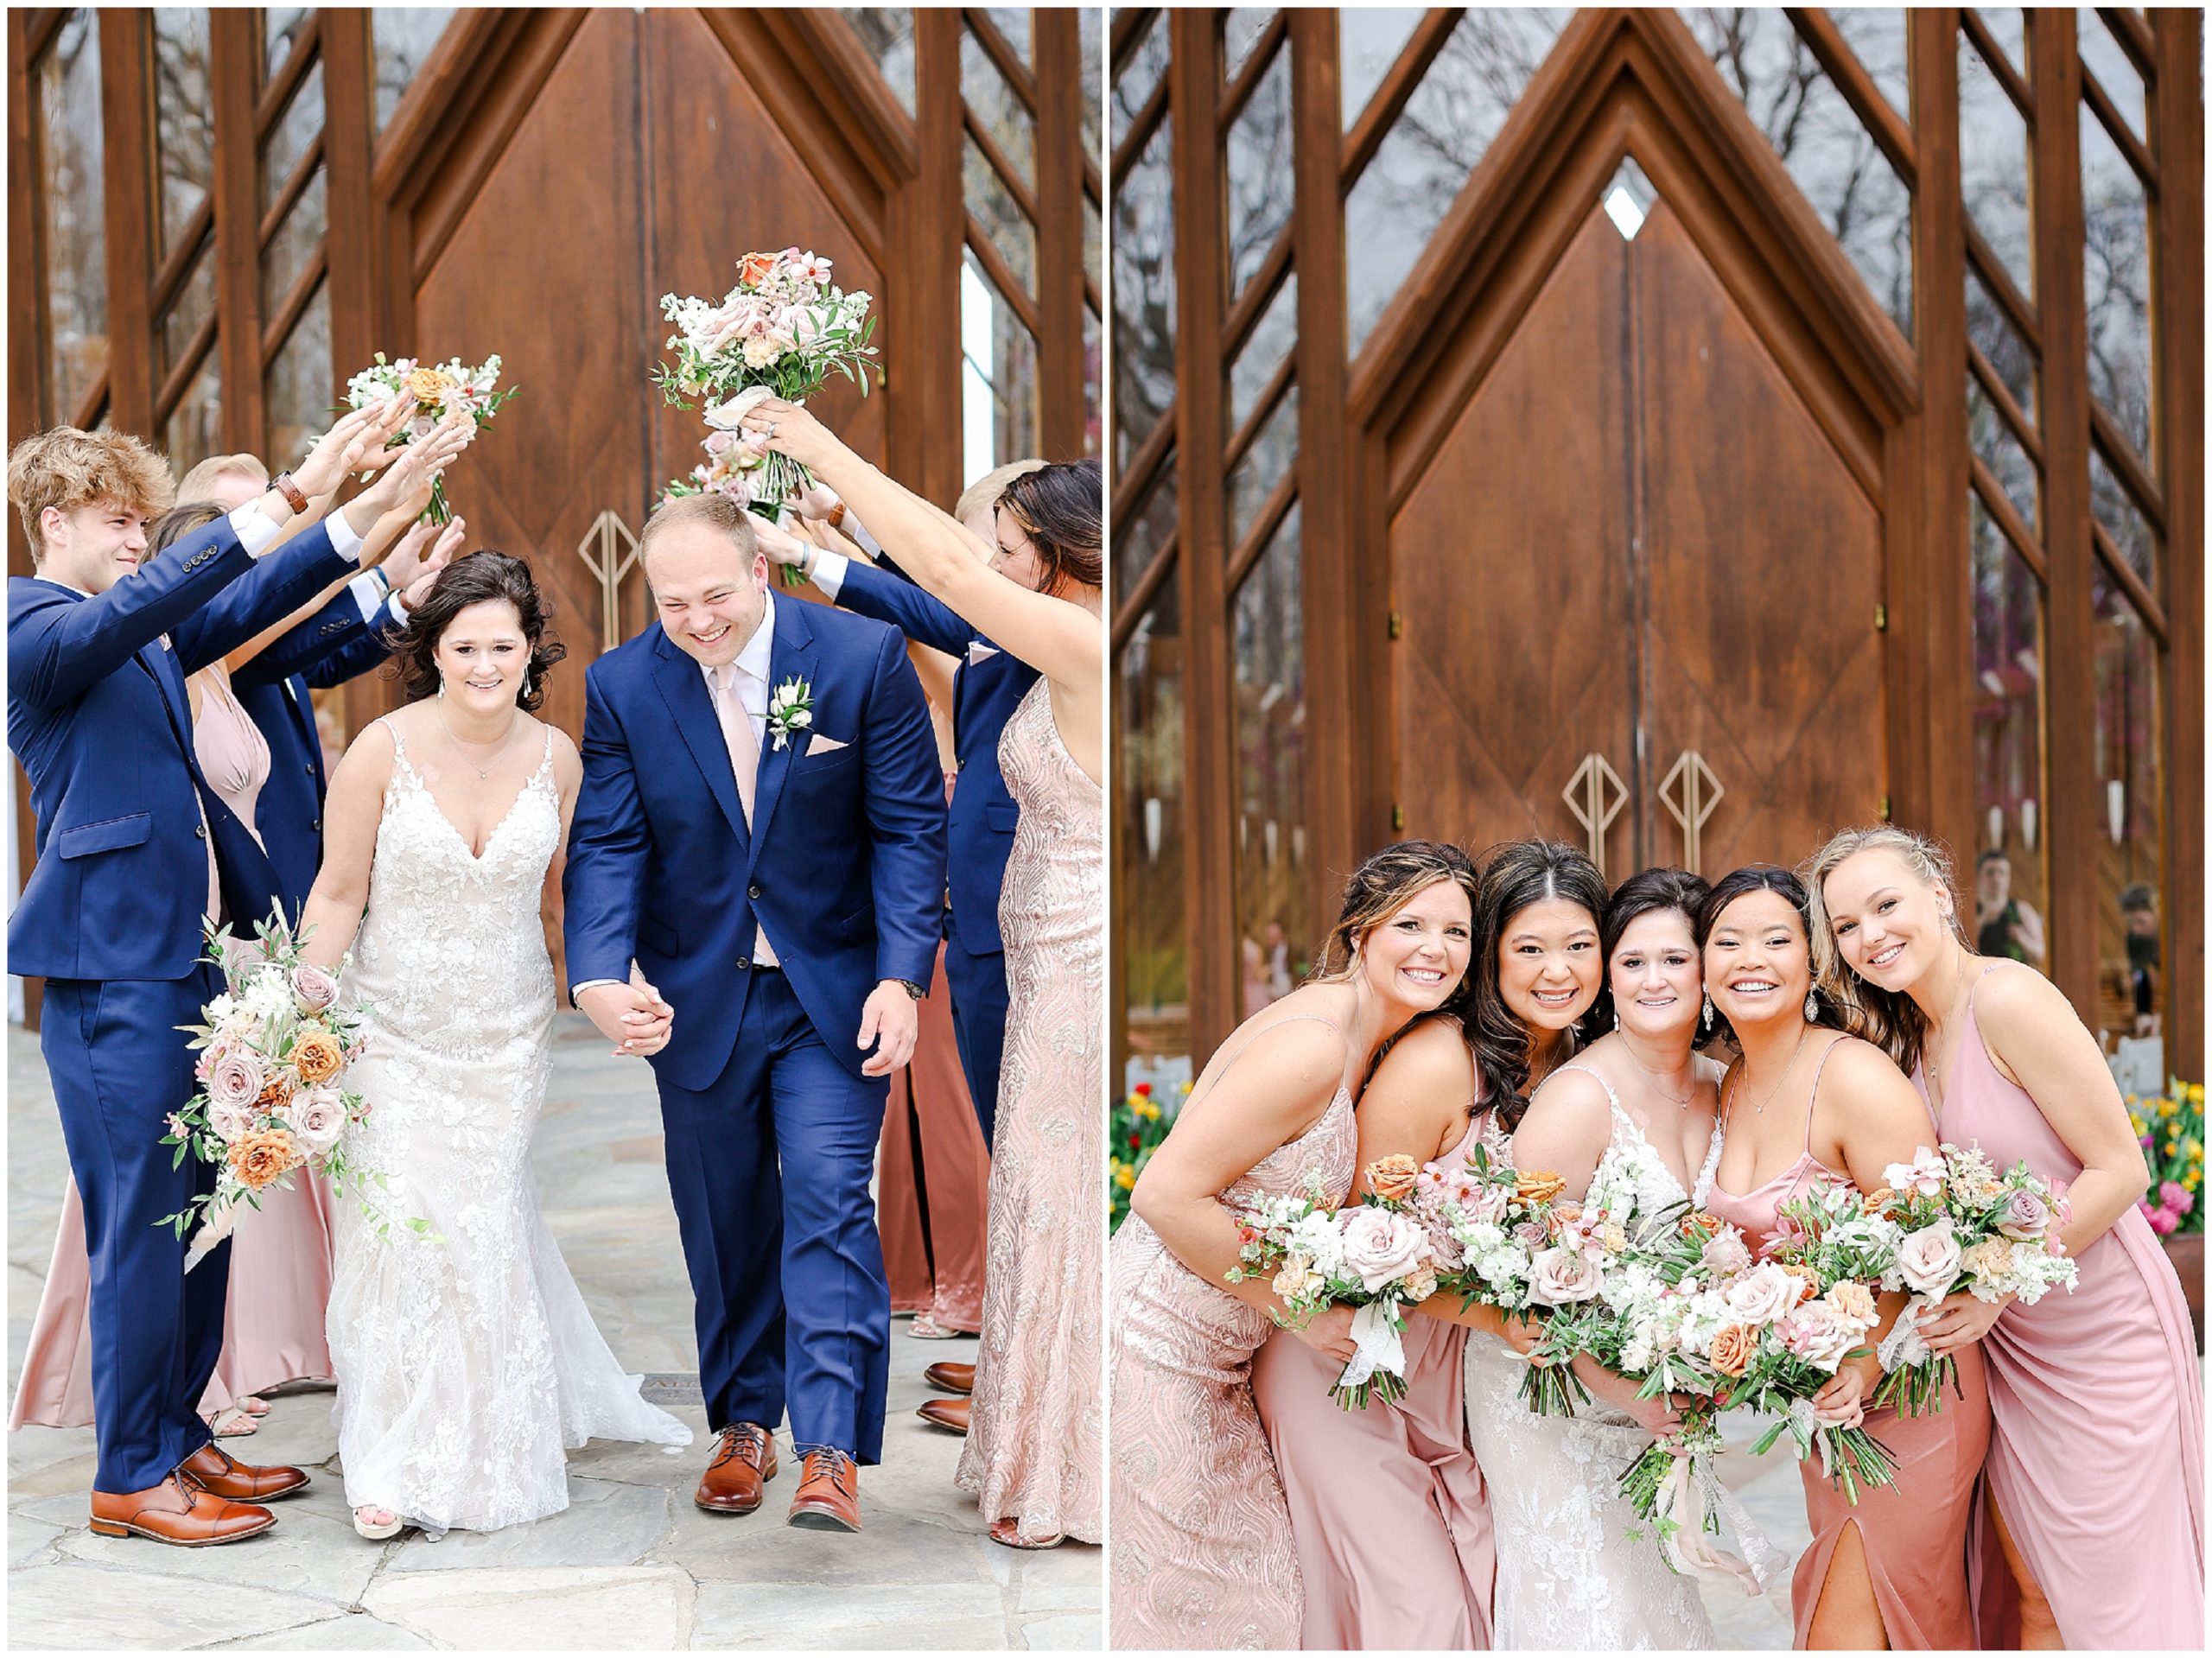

{"left": 1109, "top": 842, "right": 1474, "bottom": 1649}
{"left": 1249, "top": 842, "right": 1493, "bottom": 1651}
{"left": 744, "top": 398, "right": 1103, "bottom": 1550}
{"left": 1699, "top": 865, "right": 1992, "bottom": 1649}
{"left": 1809, "top": 826, "right": 2204, "bottom": 1649}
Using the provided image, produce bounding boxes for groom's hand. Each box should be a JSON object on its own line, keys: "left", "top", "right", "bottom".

{"left": 856, "top": 980, "right": 918, "bottom": 1077}
{"left": 577, "top": 981, "right": 673, "bottom": 1058}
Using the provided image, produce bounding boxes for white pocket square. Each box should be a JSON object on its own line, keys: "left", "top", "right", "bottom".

{"left": 806, "top": 733, "right": 849, "bottom": 756}
{"left": 967, "top": 641, "right": 1000, "bottom": 666}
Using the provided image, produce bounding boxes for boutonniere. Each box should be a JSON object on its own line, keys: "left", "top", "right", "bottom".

{"left": 766, "top": 675, "right": 814, "bottom": 751}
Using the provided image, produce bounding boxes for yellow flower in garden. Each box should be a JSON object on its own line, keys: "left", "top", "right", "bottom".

{"left": 2190, "top": 1083, "right": 2205, "bottom": 1105}
{"left": 1115, "top": 1164, "right": 1136, "bottom": 1191}
{"left": 2159, "top": 1098, "right": 2179, "bottom": 1119}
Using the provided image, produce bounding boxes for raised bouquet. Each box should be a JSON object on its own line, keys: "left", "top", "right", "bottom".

{"left": 1226, "top": 1159, "right": 1440, "bottom": 1407}
{"left": 655, "top": 247, "right": 878, "bottom": 581}
{"left": 1871, "top": 1143, "right": 2079, "bottom": 1414}
{"left": 342, "top": 352, "right": 515, "bottom": 524}
{"left": 158, "top": 911, "right": 416, "bottom": 1267}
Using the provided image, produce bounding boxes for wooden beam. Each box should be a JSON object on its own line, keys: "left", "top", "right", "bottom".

{"left": 2152, "top": 6, "right": 2202, "bottom": 1076}
{"left": 252, "top": 10, "right": 321, "bottom": 141}
{"left": 153, "top": 308, "right": 217, "bottom": 425}
{"left": 898, "top": 6, "right": 964, "bottom": 508}
{"left": 257, "top": 245, "right": 327, "bottom": 364}
{"left": 208, "top": 7, "right": 264, "bottom": 454}
{"left": 97, "top": 10, "right": 154, "bottom": 440}
{"left": 1968, "top": 340, "right": 2044, "bottom": 469}
{"left": 1109, "top": 7, "right": 1157, "bottom": 77}
{"left": 1217, "top": 11, "right": 1287, "bottom": 131}
{"left": 148, "top": 194, "right": 213, "bottom": 320}
{"left": 1224, "top": 469, "right": 1296, "bottom": 594}
{"left": 1340, "top": 8, "right": 1462, "bottom": 190}
{"left": 1221, "top": 226, "right": 1291, "bottom": 359}
{"left": 2090, "top": 520, "right": 2166, "bottom": 643}
{"left": 2101, "top": 6, "right": 2158, "bottom": 83}
{"left": 1969, "top": 454, "right": 2050, "bottom": 583}
{"left": 1961, "top": 8, "right": 2034, "bottom": 120}
{"left": 962, "top": 214, "right": 1043, "bottom": 337}
{"left": 320, "top": 10, "right": 376, "bottom": 406}
{"left": 1221, "top": 353, "right": 1294, "bottom": 473}
{"left": 1109, "top": 70, "right": 1169, "bottom": 187}
{"left": 2081, "top": 64, "right": 2158, "bottom": 195}
{"left": 1110, "top": 531, "right": 1178, "bottom": 655}
{"left": 962, "top": 102, "right": 1040, "bottom": 229}
{"left": 789, "top": 8, "right": 920, "bottom": 184}
{"left": 963, "top": 8, "right": 1037, "bottom": 116}
{"left": 1787, "top": 7, "right": 1916, "bottom": 188}
{"left": 2089, "top": 398, "right": 2166, "bottom": 532}
{"left": 1034, "top": 7, "right": 1087, "bottom": 459}
{"left": 2029, "top": 10, "right": 2099, "bottom": 1020}
{"left": 252, "top": 130, "right": 322, "bottom": 249}
{"left": 1110, "top": 406, "right": 1174, "bottom": 529}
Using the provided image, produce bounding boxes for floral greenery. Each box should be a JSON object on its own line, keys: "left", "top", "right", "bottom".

{"left": 1109, "top": 1081, "right": 1180, "bottom": 1231}
{"left": 2129, "top": 1078, "right": 2205, "bottom": 1236}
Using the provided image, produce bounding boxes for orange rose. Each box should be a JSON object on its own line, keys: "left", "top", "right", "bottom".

{"left": 255, "top": 1071, "right": 295, "bottom": 1110}
{"left": 1366, "top": 1154, "right": 1421, "bottom": 1202}
{"left": 1680, "top": 1210, "right": 1722, "bottom": 1237}
{"left": 1778, "top": 1261, "right": 1821, "bottom": 1305}
{"left": 1828, "top": 1280, "right": 1878, "bottom": 1324}
{"left": 1515, "top": 1171, "right": 1566, "bottom": 1205}
{"left": 1863, "top": 1186, "right": 1897, "bottom": 1215}
{"left": 1546, "top": 1202, "right": 1584, "bottom": 1240}
{"left": 404, "top": 365, "right": 456, "bottom": 404}
{"left": 291, "top": 1030, "right": 346, "bottom": 1087}
{"left": 1708, "top": 1323, "right": 1757, "bottom": 1378}
{"left": 228, "top": 1129, "right": 299, "bottom": 1191}
{"left": 737, "top": 251, "right": 779, "bottom": 287}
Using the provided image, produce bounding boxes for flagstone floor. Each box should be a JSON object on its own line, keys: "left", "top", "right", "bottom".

{"left": 8, "top": 1018, "right": 1100, "bottom": 1651}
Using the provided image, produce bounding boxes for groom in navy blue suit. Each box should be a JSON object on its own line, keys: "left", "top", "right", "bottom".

{"left": 563, "top": 491, "right": 946, "bottom": 1534}
{"left": 5, "top": 409, "right": 456, "bottom": 1543}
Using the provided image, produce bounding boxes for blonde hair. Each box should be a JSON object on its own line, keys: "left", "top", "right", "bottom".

{"left": 639, "top": 490, "right": 760, "bottom": 569}
{"left": 175, "top": 452, "right": 269, "bottom": 502}
{"left": 1802, "top": 824, "right": 1972, "bottom": 1077}
{"left": 954, "top": 458, "right": 1046, "bottom": 525}
{"left": 7, "top": 426, "right": 175, "bottom": 560}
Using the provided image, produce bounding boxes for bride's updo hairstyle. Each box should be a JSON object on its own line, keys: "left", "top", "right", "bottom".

{"left": 997, "top": 457, "right": 1101, "bottom": 596}
{"left": 1802, "top": 823, "right": 1972, "bottom": 1077}
{"left": 1467, "top": 840, "right": 1608, "bottom": 1130}
{"left": 388, "top": 549, "right": 566, "bottom": 714}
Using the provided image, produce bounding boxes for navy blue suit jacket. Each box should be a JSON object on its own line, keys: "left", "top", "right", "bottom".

{"left": 9, "top": 516, "right": 357, "bottom": 981}
{"left": 832, "top": 557, "right": 1037, "bottom": 956}
{"left": 230, "top": 588, "right": 401, "bottom": 914}
{"left": 563, "top": 600, "right": 949, "bottom": 1091}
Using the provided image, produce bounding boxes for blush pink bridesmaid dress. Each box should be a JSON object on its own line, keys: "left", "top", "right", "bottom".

{"left": 1250, "top": 1107, "right": 1496, "bottom": 1649}
{"left": 1707, "top": 1036, "right": 1992, "bottom": 1649}
{"left": 1922, "top": 965, "right": 2204, "bottom": 1649}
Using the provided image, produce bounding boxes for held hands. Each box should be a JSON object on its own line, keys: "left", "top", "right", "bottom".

{"left": 1916, "top": 1288, "right": 2013, "bottom": 1356}
{"left": 1292, "top": 1302, "right": 1359, "bottom": 1364}
{"left": 736, "top": 397, "right": 840, "bottom": 473}
{"left": 293, "top": 397, "right": 415, "bottom": 499}
{"left": 576, "top": 979, "right": 674, "bottom": 1058}
{"left": 346, "top": 416, "right": 474, "bottom": 532}
{"left": 856, "top": 980, "right": 918, "bottom": 1077}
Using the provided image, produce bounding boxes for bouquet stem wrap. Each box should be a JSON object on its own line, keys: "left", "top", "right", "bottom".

{"left": 1337, "top": 1302, "right": 1408, "bottom": 1403}
{"left": 1652, "top": 1446, "right": 1784, "bottom": 1595}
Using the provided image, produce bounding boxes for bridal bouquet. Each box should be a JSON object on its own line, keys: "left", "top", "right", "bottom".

{"left": 343, "top": 352, "right": 515, "bottom": 524}
{"left": 654, "top": 247, "right": 878, "bottom": 569}
{"left": 1226, "top": 1159, "right": 1440, "bottom": 1407}
{"left": 1869, "top": 1143, "right": 2078, "bottom": 1414}
{"left": 157, "top": 911, "right": 416, "bottom": 1267}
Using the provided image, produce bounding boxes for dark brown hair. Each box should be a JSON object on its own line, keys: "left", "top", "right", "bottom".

{"left": 147, "top": 499, "right": 228, "bottom": 557}
{"left": 1590, "top": 866, "right": 1712, "bottom": 1039}
{"left": 1466, "top": 840, "right": 1608, "bottom": 1130}
{"left": 1694, "top": 864, "right": 1849, "bottom": 1047}
{"left": 997, "top": 457, "right": 1100, "bottom": 594}
{"left": 386, "top": 549, "right": 564, "bottom": 712}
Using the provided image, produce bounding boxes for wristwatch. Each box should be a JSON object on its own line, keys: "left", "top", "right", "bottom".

{"left": 270, "top": 470, "right": 309, "bottom": 513}
{"left": 896, "top": 979, "right": 925, "bottom": 1001}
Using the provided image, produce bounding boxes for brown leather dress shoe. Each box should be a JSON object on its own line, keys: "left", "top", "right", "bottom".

{"left": 922, "top": 1360, "right": 975, "bottom": 1395}
{"left": 787, "top": 1447, "right": 861, "bottom": 1532}
{"left": 89, "top": 1476, "right": 276, "bottom": 1546}
{"left": 179, "top": 1442, "right": 309, "bottom": 1502}
{"left": 695, "top": 1422, "right": 779, "bottom": 1515}
{"left": 916, "top": 1397, "right": 969, "bottom": 1434}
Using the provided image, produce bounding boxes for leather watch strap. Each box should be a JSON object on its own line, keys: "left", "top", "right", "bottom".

{"left": 270, "top": 471, "right": 309, "bottom": 514}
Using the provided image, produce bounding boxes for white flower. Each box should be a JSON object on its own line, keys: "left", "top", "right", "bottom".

{"left": 1337, "top": 1206, "right": 1430, "bottom": 1292}
{"left": 741, "top": 335, "right": 781, "bottom": 370}
{"left": 1527, "top": 1245, "right": 1603, "bottom": 1306}
{"left": 1722, "top": 1261, "right": 1802, "bottom": 1328}
{"left": 793, "top": 250, "right": 834, "bottom": 285}
{"left": 1885, "top": 1146, "right": 1948, "bottom": 1199}
{"left": 1895, "top": 1220, "right": 1965, "bottom": 1295}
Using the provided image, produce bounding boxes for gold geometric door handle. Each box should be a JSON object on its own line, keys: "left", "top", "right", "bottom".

{"left": 1659, "top": 749, "right": 1725, "bottom": 876}
{"left": 1561, "top": 752, "right": 1628, "bottom": 876}
{"left": 577, "top": 508, "right": 642, "bottom": 653}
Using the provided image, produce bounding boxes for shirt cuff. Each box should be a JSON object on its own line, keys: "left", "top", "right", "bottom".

{"left": 849, "top": 518, "right": 885, "bottom": 561}
{"left": 813, "top": 550, "right": 850, "bottom": 600}
{"left": 388, "top": 584, "right": 413, "bottom": 623}
{"left": 570, "top": 978, "right": 623, "bottom": 998}
{"left": 325, "top": 505, "right": 365, "bottom": 562}
{"left": 228, "top": 505, "right": 284, "bottom": 558}
{"left": 347, "top": 570, "right": 387, "bottom": 624}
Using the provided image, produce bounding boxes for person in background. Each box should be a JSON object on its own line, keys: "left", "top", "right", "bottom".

{"left": 1974, "top": 849, "right": 2046, "bottom": 967}
{"left": 2120, "top": 883, "right": 2161, "bottom": 1036}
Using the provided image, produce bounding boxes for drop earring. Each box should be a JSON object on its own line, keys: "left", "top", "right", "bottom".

{"left": 1611, "top": 1005, "right": 1621, "bottom": 1032}
{"left": 1803, "top": 987, "right": 1819, "bottom": 1021}
{"left": 522, "top": 668, "right": 533, "bottom": 702}
{"left": 436, "top": 671, "right": 447, "bottom": 700}
{"left": 1700, "top": 993, "right": 1715, "bottom": 1032}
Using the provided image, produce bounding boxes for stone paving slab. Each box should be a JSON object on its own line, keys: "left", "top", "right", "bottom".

{"left": 8, "top": 1021, "right": 1101, "bottom": 1650}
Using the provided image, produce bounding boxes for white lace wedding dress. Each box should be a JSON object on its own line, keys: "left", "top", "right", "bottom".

{"left": 1463, "top": 1068, "right": 1731, "bottom": 1648}
{"left": 327, "top": 721, "right": 690, "bottom": 1533}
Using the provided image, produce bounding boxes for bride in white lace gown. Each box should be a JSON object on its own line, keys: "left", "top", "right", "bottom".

{"left": 302, "top": 554, "right": 689, "bottom": 1538}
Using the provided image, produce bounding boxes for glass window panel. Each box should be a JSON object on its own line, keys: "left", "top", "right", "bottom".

{"left": 372, "top": 9, "right": 454, "bottom": 133}
{"left": 264, "top": 6, "right": 309, "bottom": 81}
{"left": 1974, "top": 9, "right": 2027, "bottom": 79}
{"left": 162, "top": 241, "right": 216, "bottom": 378}
{"left": 1084, "top": 192, "right": 1102, "bottom": 296}
{"left": 2090, "top": 446, "right": 2158, "bottom": 590}
{"left": 163, "top": 348, "right": 222, "bottom": 478}
{"left": 1341, "top": 9, "right": 1427, "bottom": 130}
{"left": 261, "top": 166, "right": 326, "bottom": 316}
{"left": 264, "top": 58, "right": 323, "bottom": 215}
{"left": 1112, "top": 10, "right": 1169, "bottom": 151}
{"left": 151, "top": 10, "right": 213, "bottom": 257}
{"left": 959, "top": 251, "right": 1040, "bottom": 475}
{"left": 984, "top": 8, "right": 1030, "bottom": 64}
{"left": 1116, "top": 453, "right": 1178, "bottom": 606}
{"left": 2090, "top": 565, "right": 2164, "bottom": 1042}
{"left": 37, "top": 10, "right": 106, "bottom": 424}
{"left": 1967, "top": 264, "right": 2037, "bottom": 428}
{"left": 1224, "top": 10, "right": 1276, "bottom": 84}
{"left": 1968, "top": 377, "right": 2040, "bottom": 532}
{"left": 1969, "top": 496, "right": 2048, "bottom": 973}
{"left": 846, "top": 9, "right": 916, "bottom": 117}
{"left": 2076, "top": 9, "right": 2146, "bottom": 142}
{"left": 1959, "top": 26, "right": 2035, "bottom": 298}
{"left": 1827, "top": 8, "right": 1911, "bottom": 123}
{"left": 1113, "top": 113, "right": 1175, "bottom": 474}
{"left": 264, "top": 279, "right": 332, "bottom": 469}
{"left": 1344, "top": 9, "right": 1569, "bottom": 355}
{"left": 964, "top": 25, "right": 1035, "bottom": 188}
{"left": 1229, "top": 272, "right": 1297, "bottom": 432}
{"left": 965, "top": 136, "right": 1038, "bottom": 296}
{"left": 1079, "top": 6, "right": 1101, "bottom": 164}
{"left": 1119, "top": 575, "right": 1190, "bottom": 1094}
{"left": 2081, "top": 110, "right": 2154, "bottom": 466}
{"left": 1688, "top": 8, "right": 1914, "bottom": 335}
{"left": 1083, "top": 302, "right": 1102, "bottom": 456}
{"left": 1227, "top": 384, "right": 1298, "bottom": 549}
{"left": 1224, "top": 50, "right": 1294, "bottom": 302}
{"left": 1232, "top": 501, "right": 1309, "bottom": 1015}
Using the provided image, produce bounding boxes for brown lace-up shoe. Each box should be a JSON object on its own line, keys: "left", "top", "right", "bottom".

{"left": 89, "top": 1476, "right": 276, "bottom": 1546}
{"left": 695, "top": 1422, "right": 779, "bottom": 1515}
{"left": 787, "top": 1447, "right": 861, "bottom": 1532}
{"left": 916, "top": 1397, "right": 969, "bottom": 1434}
{"left": 922, "top": 1361, "right": 974, "bottom": 1394}
{"left": 179, "top": 1441, "right": 309, "bottom": 1501}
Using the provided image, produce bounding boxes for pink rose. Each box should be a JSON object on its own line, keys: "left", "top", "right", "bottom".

{"left": 1527, "top": 1245, "right": 1603, "bottom": 1306}
{"left": 1777, "top": 1302, "right": 1859, "bottom": 1371}
{"left": 207, "top": 1095, "right": 257, "bottom": 1145}
{"left": 1995, "top": 1185, "right": 2051, "bottom": 1240}
{"left": 1337, "top": 1206, "right": 1430, "bottom": 1293}
{"left": 1895, "top": 1220, "right": 1964, "bottom": 1295}
{"left": 281, "top": 1086, "right": 347, "bottom": 1158}
{"left": 703, "top": 429, "right": 737, "bottom": 458}
{"left": 1722, "top": 1262, "right": 1800, "bottom": 1328}
{"left": 1700, "top": 1228, "right": 1753, "bottom": 1281}
{"left": 206, "top": 1049, "right": 267, "bottom": 1111}
{"left": 290, "top": 963, "right": 339, "bottom": 1013}
{"left": 2159, "top": 1180, "right": 2195, "bottom": 1217}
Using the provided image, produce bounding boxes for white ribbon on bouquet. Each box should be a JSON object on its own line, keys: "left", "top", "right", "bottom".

{"left": 1878, "top": 1293, "right": 1941, "bottom": 1373}
{"left": 1652, "top": 1446, "right": 1787, "bottom": 1596}
{"left": 1335, "top": 1301, "right": 1408, "bottom": 1393}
